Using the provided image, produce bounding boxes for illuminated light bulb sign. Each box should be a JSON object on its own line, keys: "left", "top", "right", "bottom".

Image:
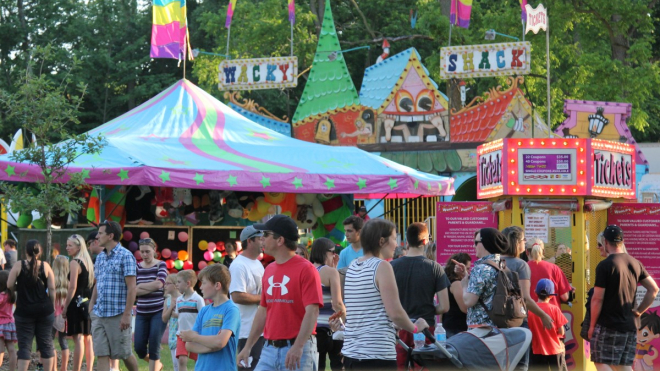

{"left": 440, "top": 42, "right": 531, "bottom": 79}
{"left": 218, "top": 57, "right": 298, "bottom": 90}
{"left": 476, "top": 138, "right": 637, "bottom": 199}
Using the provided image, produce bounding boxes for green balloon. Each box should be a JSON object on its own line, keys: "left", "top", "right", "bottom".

{"left": 213, "top": 251, "right": 223, "bottom": 262}
{"left": 16, "top": 214, "right": 33, "bottom": 228}
{"left": 32, "top": 218, "right": 47, "bottom": 229}
{"left": 174, "top": 259, "right": 184, "bottom": 270}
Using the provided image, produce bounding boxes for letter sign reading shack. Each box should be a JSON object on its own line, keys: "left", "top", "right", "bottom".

{"left": 218, "top": 56, "right": 298, "bottom": 91}
{"left": 440, "top": 42, "right": 531, "bottom": 79}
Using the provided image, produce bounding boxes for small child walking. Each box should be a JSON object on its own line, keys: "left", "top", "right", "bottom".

{"left": 52, "top": 255, "right": 70, "bottom": 371}
{"left": 528, "top": 279, "right": 568, "bottom": 371}
{"left": 163, "top": 273, "right": 181, "bottom": 371}
{"left": 0, "top": 271, "right": 17, "bottom": 371}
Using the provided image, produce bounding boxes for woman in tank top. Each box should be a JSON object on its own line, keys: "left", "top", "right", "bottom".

{"left": 310, "top": 238, "right": 346, "bottom": 371}
{"left": 8, "top": 239, "right": 56, "bottom": 371}
{"left": 443, "top": 253, "right": 472, "bottom": 338}
{"left": 342, "top": 219, "right": 429, "bottom": 370}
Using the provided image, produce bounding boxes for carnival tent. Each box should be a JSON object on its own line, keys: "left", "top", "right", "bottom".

{"left": 0, "top": 80, "right": 453, "bottom": 198}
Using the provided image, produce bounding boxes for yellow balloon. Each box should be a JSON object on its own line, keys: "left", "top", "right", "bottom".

{"left": 207, "top": 261, "right": 215, "bottom": 265}
{"left": 198, "top": 240, "right": 208, "bottom": 251}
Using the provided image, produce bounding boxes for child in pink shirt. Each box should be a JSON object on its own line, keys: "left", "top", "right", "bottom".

{"left": 0, "top": 271, "right": 17, "bottom": 370}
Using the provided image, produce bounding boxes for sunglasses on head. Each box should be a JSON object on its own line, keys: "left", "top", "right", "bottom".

{"left": 139, "top": 238, "right": 155, "bottom": 246}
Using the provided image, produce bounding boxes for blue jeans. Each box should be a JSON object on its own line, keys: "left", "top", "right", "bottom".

{"left": 134, "top": 310, "right": 165, "bottom": 360}
{"left": 516, "top": 320, "right": 530, "bottom": 371}
{"left": 255, "top": 337, "right": 318, "bottom": 371}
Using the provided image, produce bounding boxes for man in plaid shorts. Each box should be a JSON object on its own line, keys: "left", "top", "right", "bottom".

{"left": 588, "top": 225, "right": 659, "bottom": 371}
{"left": 89, "top": 220, "right": 139, "bottom": 371}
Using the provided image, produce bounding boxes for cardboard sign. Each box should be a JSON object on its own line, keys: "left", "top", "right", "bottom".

{"left": 436, "top": 202, "right": 498, "bottom": 264}
{"left": 218, "top": 56, "right": 298, "bottom": 90}
{"left": 440, "top": 42, "right": 531, "bottom": 79}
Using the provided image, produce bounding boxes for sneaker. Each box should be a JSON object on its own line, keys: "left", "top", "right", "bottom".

{"left": 36, "top": 364, "right": 44, "bottom": 371}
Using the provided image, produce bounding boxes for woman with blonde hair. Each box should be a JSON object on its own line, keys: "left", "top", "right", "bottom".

{"left": 62, "top": 234, "right": 95, "bottom": 371}
{"left": 52, "top": 255, "right": 70, "bottom": 371}
{"left": 525, "top": 238, "right": 572, "bottom": 309}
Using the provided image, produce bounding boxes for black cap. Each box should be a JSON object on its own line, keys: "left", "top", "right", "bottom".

{"left": 253, "top": 215, "right": 299, "bottom": 242}
{"left": 87, "top": 231, "right": 98, "bottom": 243}
{"left": 480, "top": 228, "right": 508, "bottom": 255}
{"left": 603, "top": 225, "right": 624, "bottom": 243}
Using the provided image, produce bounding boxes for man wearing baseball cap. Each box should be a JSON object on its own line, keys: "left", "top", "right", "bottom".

{"left": 229, "top": 226, "right": 265, "bottom": 370}
{"left": 237, "top": 215, "right": 323, "bottom": 371}
{"left": 589, "top": 225, "right": 659, "bottom": 370}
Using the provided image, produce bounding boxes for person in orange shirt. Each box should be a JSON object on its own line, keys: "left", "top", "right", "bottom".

{"left": 528, "top": 279, "right": 568, "bottom": 371}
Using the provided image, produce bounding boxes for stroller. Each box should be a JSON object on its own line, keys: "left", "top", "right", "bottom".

{"left": 399, "top": 326, "right": 532, "bottom": 371}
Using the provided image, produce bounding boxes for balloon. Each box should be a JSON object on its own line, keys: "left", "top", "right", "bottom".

{"left": 134, "top": 250, "right": 142, "bottom": 261}
{"left": 140, "top": 231, "right": 150, "bottom": 240}
{"left": 198, "top": 240, "right": 208, "bottom": 251}
{"left": 174, "top": 260, "right": 184, "bottom": 270}
{"left": 207, "top": 261, "right": 215, "bottom": 266}
{"left": 258, "top": 253, "right": 264, "bottom": 260}
{"left": 128, "top": 241, "right": 138, "bottom": 253}
{"left": 213, "top": 251, "right": 223, "bottom": 262}
{"left": 166, "top": 259, "right": 174, "bottom": 269}
{"left": 178, "top": 231, "right": 189, "bottom": 242}
{"left": 183, "top": 261, "right": 193, "bottom": 270}
{"left": 217, "top": 242, "right": 226, "bottom": 252}
{"left": 207, "top": 242, "right": 216, "bottom": 253}
{"left": 16, "top": 214, "right": 33, "bottom": 228}
{"left": 168, "top": 268, "right": 178, "bottom": 274}
{"left": 161, "top": 248, "right": 171, "bottom": 259}
{"left": 204, "top": 251, "right": 213, "bottom": 261}
{"left": 123, "top": 231, "right": 133, "bottom": 241}
{"left": 178, "top": 250, "right": 189, "bottom": 261}
{"left": 198, "top": 261, "right": 208, "bottom": 270}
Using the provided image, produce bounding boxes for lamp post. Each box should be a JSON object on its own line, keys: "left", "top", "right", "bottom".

{"left": 191, "top": 49, "right": 231, "bottom": 59}
{"left": 485, "top": 29, "right": 519, "bottom": 42}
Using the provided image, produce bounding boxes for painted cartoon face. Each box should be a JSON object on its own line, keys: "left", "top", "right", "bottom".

{"left": 637, "top": 326, "right": 659, "bottom": 344}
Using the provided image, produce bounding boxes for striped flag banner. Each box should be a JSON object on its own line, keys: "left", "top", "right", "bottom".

{"left": 226, "top": 0, "right": 237, "bottom": 28}
{"left": 288, "top": 0, "right": 295, "bottom": 24}
{"left": 450, "top": 0, "right": 473, "bottom": 29}
{"left": 150, "top": 0, "right": 187, "bottom": 59}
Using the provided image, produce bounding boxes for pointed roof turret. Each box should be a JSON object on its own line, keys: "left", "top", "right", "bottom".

{"left": 292, "top": 0, "right": 360, "bottom": 125}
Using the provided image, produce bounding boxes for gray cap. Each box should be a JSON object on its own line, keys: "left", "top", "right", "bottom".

{"left": 240, "top": 225, "right": 263, "bottom": 241}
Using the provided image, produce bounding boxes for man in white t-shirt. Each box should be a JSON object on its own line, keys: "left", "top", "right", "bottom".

{"left": 229, "top": 225, "right": 265, "bottom": 370}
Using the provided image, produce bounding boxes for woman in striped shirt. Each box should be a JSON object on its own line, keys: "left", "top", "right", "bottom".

{"left": 342, "top": 219, "right": 429, "bottom": 369}
{"left": 134, "top": 238, "right": 168, "bottom": 371}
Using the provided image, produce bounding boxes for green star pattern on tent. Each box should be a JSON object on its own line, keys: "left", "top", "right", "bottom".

{"left": 292, "top": 177, "right": 303, "bottom": 189}
{"left": 438, "top": 183, "right": 443, "bottom": 192}
{"left": 388, "top": 178, "right": 398, "bottom": 190}
{"left": 227, "top": 175, "right": 238, "bottom": 187}
{"left": 193, "top": 173, "right": 204, "bottom": 185}
{"left": 4, "top": 165, "right": 15, "bottom": 177}
{"left": 80, "top": 169, "right": 91, "bottom": 180}
{"left": 427, "top": 182, "right": 432, "bottom": 191}
{"left": 118, "top": 169, "right": 129, "bottom": 181}
{"left": 356, "top": 178, "right": 367, "bottom": 190}
{"left": 159, "top": 171, "right": 170, "bottom": 183}
{"left": 414, "top": 179, "right": 419, "bottom": 189}
{"left": 260, "top": 176, "right": 271, "bottom": 188}
{"left": 324, "top": 178, "right": 335, "bottom": 190}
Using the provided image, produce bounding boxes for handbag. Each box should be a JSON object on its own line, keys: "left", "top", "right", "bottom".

{"left": 53, "top": 314, "right": 65, "bottom": 332}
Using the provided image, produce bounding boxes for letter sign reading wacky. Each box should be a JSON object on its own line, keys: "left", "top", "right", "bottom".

{"left": 593, "top": 150, "right": 633, "bottom": 189}
{"left": 218, "top": 56, "right": 298, "bottom": 90}
{"left": 440, "top": 42, "right": 531, "bottom": 79}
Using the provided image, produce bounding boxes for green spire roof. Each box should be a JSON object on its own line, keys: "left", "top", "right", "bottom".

{"left": 292, "top": 0, "right": 360, "bottom": 125}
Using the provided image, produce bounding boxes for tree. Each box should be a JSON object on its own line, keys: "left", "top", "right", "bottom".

{"left": 0, "top": 47, "right": 105, "bottom": 261}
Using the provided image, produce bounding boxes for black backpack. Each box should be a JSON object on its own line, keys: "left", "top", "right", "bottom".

{"left": 478, "top": 260, "right": 527, "bottom": 328}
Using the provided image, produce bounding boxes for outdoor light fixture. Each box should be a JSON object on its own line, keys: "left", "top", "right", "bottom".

{"left": 588, "top": 107, "right": 609, "bottom": 138}
{"left": 484, "top": 29, "right": 519, "bottom": 41}
{"left": 327, "top": 51, "right": 338, "bottom": 61}
{"left": 191, "top": 49, "right": 231, "bottom": 59}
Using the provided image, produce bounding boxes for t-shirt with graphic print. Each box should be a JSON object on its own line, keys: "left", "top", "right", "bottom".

{"left": 192, "top": 299, "right": 240, "bottom": 371}
{"left": 466, "top": 254, "right": 500, "bottom": 327}
{"left": 260, "top": 254, "right": 323, "bottom": 340}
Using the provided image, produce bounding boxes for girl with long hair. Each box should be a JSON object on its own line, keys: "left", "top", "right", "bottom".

{"left": 52, "top": 255, "right": 70, "bottom": 371}
{"left": 62, "top": 233, "right": 96, "bottom": 371}
{"left": 443, "top": 252, "right": 472, "bottom": 338}
{"left": 8, "top": 239, "right": 56, "bottom": 371}
{"left": 0, "top": 270, "right": 17, "bottom": 371}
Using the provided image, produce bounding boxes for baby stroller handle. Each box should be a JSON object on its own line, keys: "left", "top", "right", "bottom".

{"left": 422, "top": 328, "right": 463, "bottom": 368}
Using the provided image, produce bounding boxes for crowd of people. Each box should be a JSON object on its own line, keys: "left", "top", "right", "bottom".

{"left": 0, "top": 216, "right": 655, "bottom": 371}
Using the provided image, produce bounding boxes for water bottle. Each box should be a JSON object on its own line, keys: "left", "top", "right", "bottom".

{"left": 435, "top": 323, "right": 447, "bottom": 346}
{"left": 413, "top": 332, "right": 425, "bottom": 349}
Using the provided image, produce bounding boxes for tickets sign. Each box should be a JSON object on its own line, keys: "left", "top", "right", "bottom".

{"left": 440, "top": 42, "right": 531, "bottom": 79}
{"left": 218, "top": 56, "right": 298, "bottom": 90}
{"left": 525, "top": 4, "right": 548, "bottom": 35}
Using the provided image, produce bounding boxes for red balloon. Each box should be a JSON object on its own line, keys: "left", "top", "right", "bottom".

{"left": 133, "top": 250, "right": 142, "bottom": 261}
{"left": 166, "top": 259, "right": 174, "bottom": 269}
{"left": 168, "top": 268, "right": 178, "bottom": 274}
{"left": 198, "top": 261, "right": 208, "bottom": 270}
{"left": 140, "top": 231, "right": 150, "bottom": 240}
{"left": 183, "top": 260, "right": 193, "bottom": 270}
{"left": 161, "top": 248, "right": 172, "bottom": 259}
{"left": 207, "top": 242, "right": 216, "bottom": 253}
{"left": 217, "top": 242, "right": 226, "bottom": 252}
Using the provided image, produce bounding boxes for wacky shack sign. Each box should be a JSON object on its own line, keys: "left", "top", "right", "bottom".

{"left": 440, "top": 42, "right": 531, "bottom": 79}
{"left": 218, "top": 56, "right": 298, "bottom": 90}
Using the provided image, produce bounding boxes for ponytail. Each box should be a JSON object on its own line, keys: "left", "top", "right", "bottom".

{"left": 25, "top": 239, "right": 42, "bottom": 281}
{"left": 526, "top": 238, "right": 544, "bottom": 262}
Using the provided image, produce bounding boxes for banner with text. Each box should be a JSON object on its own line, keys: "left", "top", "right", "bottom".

{"left": 608, "top": 203, "right": 660, "bottom": 371}
{"left": 436, "top": 202, "right": 498, "bottom": 264}
{"left": 440, "top": 42, "right": 531, "bottom": 79}
{"left": 218, "top": 56, "right": 298, "bottom": 90}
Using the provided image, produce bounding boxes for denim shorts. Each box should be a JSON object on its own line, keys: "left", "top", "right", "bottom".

{"left": 255, "top": 336, "right": 318, "bottom": 371}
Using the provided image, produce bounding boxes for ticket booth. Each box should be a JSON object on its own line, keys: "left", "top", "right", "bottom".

{"left": 477, "top": 138, "right": 636, "bottom": 371}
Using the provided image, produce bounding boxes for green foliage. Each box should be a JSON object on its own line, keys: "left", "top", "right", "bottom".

{"left": 0, "top": 46, "right": 105, "bottom": 258}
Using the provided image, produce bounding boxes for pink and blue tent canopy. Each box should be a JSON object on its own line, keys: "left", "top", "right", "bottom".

{"left": 0, "top": 80, "right": 454, "bottom": 198}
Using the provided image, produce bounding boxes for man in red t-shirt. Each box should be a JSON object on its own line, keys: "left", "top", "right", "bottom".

{"left": 237, "top": 215, "right": 323, "bottom": 371}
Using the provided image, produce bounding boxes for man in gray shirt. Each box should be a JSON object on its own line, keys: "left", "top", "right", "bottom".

{"left": 3, "top": 239, "right": 17, "bottom": 271}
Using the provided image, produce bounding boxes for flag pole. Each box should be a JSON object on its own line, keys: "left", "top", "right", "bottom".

{"left": 545, "top": 10, "right": 551, "bottom": 138}
{"left": 226, "top": 25, "right": 231, "bottom": 58}
{"left": 446, "top": 0, "right": 454, "bottom": 141}
{"left": 290, "top": 22, "right": 294, "bottom": 56}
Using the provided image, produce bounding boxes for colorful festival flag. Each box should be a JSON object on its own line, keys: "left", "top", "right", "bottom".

{"left": 226, "top": 0, "right": 237, "bottom": 28}
{"left": 288, "top": 0, "right": 295, "bottom": 24}
{"left": 450, "top": 0, "right": 473, "bottom": 29}
{"left": 520, "top": 0, "right": 528, "bottom": 22}
{"left": 150, "top": 0, "right": 187, "bottom": 59}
